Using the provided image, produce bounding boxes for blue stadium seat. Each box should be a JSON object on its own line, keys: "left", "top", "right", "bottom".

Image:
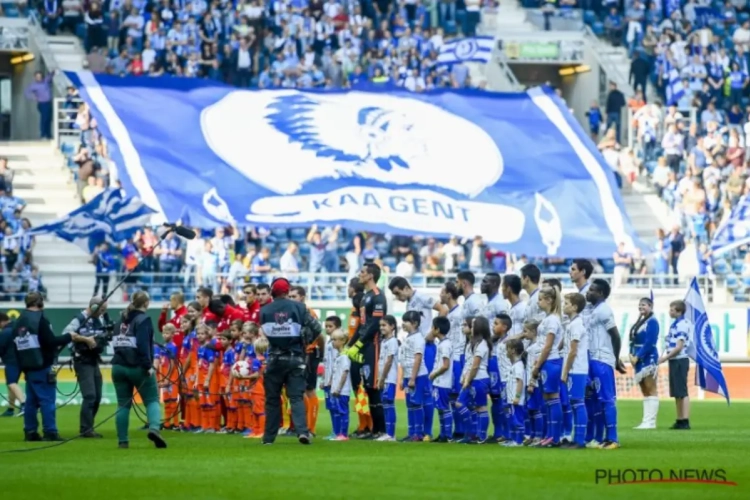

{"left": 713, "top": 259, "right": 729, "bottom": 275}
{"left": 583, "top": 10, "right": 597, "bottom": 26}
{"left": 1, "top": 3, "right": 19, "bottom": 17}
{"left": 726, "top": 274, "right": 739, "bottom": 290}
{"left": 298, "top": 243, "right": 311, "bottom": 257}
{"left": 712, "top": 24, "right": 725, "bottom": 37}
{"left": 739, "top": 12, "right": 750, "bottom": 24}
{"left": 290, "top": 228, "right": 307, "bottom": 240}
{"left": 383, "top": 256, "right": 397, "bottom": 270}
{"left": 600, "top": 258, "right": 615, "bottom": 274}
{"left": 591, "top": 21, "right": 604, "bottom": 36}
{"left": 272, "top": 228, "right": 288, "bottom": 240}
{"left": 731, "top": 259, "right": 744, "bottom": 274}
{"left": 269, "top": 257, "right": 280, "bottom": 269}
{"left": 734, "top": 289, "right": 749, "bottom": 302}
{"left": 411, "top": 275, "right": 425, "bottom": 287}
{"left": 375, "top": 240, "right": 389, "bottom": 256}
{"left": 444, "top": 20, "right": 458, "bottom": 35}
{"left": 742, "top": 276, "right": 750, "bottom": 288}
{"left": 76, "top": 23, "right": 87, "bottom": 40}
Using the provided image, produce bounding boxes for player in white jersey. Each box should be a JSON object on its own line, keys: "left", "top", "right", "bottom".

{"left": 428, "top": 317, "right": 453, "bottom": 442}
{"left": 561, "top": 293, "right": 589, "bottom": 448}
{"left": 330, "top": 331, "right": 353, "bottom": 441}
{"left": 321, "top": 316, "right": 342, "bottom": 440}
{"left": 543, "top": 277, "right": 572, "bottom": 442}
{"left": 376, "top": 315, "right": 400, "bottom": 441}
{"left": 478, "top": 273, "right": 509, "bottom": 442}
{"left": 520, "top": 263, "right": 543, "bottom": 442}
{"left": 456, "top": 317, "right": 492, "bottom": 444}
{"left": 440, "top": 281, "right": 467, "bottom": 439}
{"left": 504, "top": 339, "right": 527, "bottom": 446}
{"left": 398, "top": 310, "right": 430, "bottom": 441}
{"left": 585, "top": 279, "right": 625, "bottom": 450}
{"left": 502, "top": 275, "right": 528, "bottom": 337}
{"left": 389, "top": 276, "right": 447, "bottom": 440}
{"left": 529, "top": 286, "right": 564, "bottom": 447}
{"left": 491, "top": 313, "right": 513, "bottom": 443}
{"left": 457, "top": 271, "right": 484, "bottom": 323}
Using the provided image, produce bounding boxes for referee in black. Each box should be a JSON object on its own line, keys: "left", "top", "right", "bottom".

{"left": 345, "top": 263, "right": 387, "bottom": 439}
{"left": 260, "top": 278, "right": 322, "bottom": 445}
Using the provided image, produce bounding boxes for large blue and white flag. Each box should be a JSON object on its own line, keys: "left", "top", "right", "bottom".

{"left": 684, "top": 278, "right": 730, "bottom": 403}
{"left": 710, "top": 195, "right": 750, "bottom": 257}
{"left": 437, "top": 36, "right": 494, "bottom": 65}
{"left": 24, "top": 189, "right": 155, "bottom": 253}
{"left": 67, "top": 72, "right": 640, "bottom": 257}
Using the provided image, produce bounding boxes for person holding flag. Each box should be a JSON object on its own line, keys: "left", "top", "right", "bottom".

{"left": 659, "top": 300, "right": 692, "bottom": 430}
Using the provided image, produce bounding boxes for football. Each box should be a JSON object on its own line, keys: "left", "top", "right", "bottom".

{"left": 232, "top": 360, "right": 250, "bottom": 378}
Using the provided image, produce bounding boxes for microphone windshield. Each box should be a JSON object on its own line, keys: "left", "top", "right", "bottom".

{"left": 174, "top": 226, "right": 197, "bottom": 240}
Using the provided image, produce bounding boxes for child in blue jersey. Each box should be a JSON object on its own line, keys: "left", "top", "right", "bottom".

{"left": 562, "top": 293, "right": 589, "bottom": 448}
{"left": 428, "top": 317, "right": 453, "bottom": 442}
{"left": 456, "top": 317, "right": 492, "bottom": 444}
{"left": 398, "top": 310, "right": 430, "bottom": 442}
{"left": 530, "top": 286, "right": 564, "bottom": 447}
{"left": 321, "top": 316, "right": 342, "bottom": 440}
{"left": 491, "top": 313, "right": 513, "bottom": 443}
{"left": 377, "top": 315, "right": 400, "bottom": 442}
{"left": 503, "top": 339, "right": 527, "bottom": 447}
{"left": 330, "top": 330, "right": 352, "bottom": 441}
{"left": 659, "top": 300, "right": 691, "bottom": 430}
{"left": 629, "top": 297, "right": 660, "bottom": 430}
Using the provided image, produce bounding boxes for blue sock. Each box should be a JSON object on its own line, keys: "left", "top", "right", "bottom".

{"left": 457, "top": 405, "right": 472, "bottom": 434}
{"left": 542, "top": 407, "right": 548, "bottom": 439}
{"left": 603, "top": 400, "right": 618, "bottom": 443}
{"left": 594, "top": 402, "right": 605, "bottom": 443}
{"left": 451, "top": 398, "right": 464, "bottom": 436}
{"left": 572, "top": 399, "right": 587, "bottom": 446}
{"left": 384, "top": 403, "right": 396, "bottom": 437}
{"left": 439, "top": 409, "right": 453, "bottom": 438}
{"left": 340, "top": 410, "right": 349, "bottom": 437}
{"left": 407, "top": 406, "right": 415, "bottom": 437}
{"left": 490, "top": 398, "right": 503, "bottom": 438}
{"left": 562, "top": 403, "right": 573, "bottom": 437}
{"left": 423, "top": 400, "right": 434, "bottom": 437}
{"left": 531, "top": 410, "right": 544, "bottom": 439}
{"left": 470, "top": 410, "right": 478, "bottom": 438}
{"left": 524, "top": 413, "right": 531, "bottom": 437}
{"left": 329, "top": 410, "right": 336, "bottom": 434}
{"left": 332, "top": 412, "right": 341, "bottom": 436}
{"left": 502, "top": 406, "right": 512, "bottom": 439}
{"left": 584, "top": 396, "right": 596, "bottom": 442}
{"left": 477, "top": 410, "right": 490, "bottom": 441}
{"left": 546, "top": 398, "right": 562, "bottom": 444}
{"left": 413, "top": 405, "right": 424, "bottom": 438}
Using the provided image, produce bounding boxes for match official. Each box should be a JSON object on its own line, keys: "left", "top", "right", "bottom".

{"left": 260, "top": 278, "right": 321, "bottom": 445}
{"left": 345, "top": 263, "right": 387, "bottom": 438}
{"left": 14, "top": 292, "right": 95, "bottom": 442}
{"left": 62, "top": 297, "right": 110, "bottom": 438}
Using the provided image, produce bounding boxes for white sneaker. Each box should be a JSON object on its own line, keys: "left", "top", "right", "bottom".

{"left": 633, "top": 422, "right": 656, "bottom": 430}
{"left": 585, "top": 440, "right": 600, "bottom": 449}
{"left": 376, "top": 435, "right": 396, "bottom": 442}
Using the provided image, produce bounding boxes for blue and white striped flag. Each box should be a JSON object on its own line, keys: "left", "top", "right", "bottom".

{"left": 710, "top": 195, "right": 750, "bottom": 257}
{"left": 24, "top": 189, "right": 155, "bottom": 253}
{"left": 666, "top": 68, "right": 684, "bottom": 105}
{"left": 684, "top": 278, "right": 730, "bottom": 403}
{"left": 437, "top": 36, "right": 494, "bottom": 65}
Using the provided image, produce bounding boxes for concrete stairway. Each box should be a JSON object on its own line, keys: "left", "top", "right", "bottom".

{"left": 0, "top": 141, "right": 94, "bottom": 304}
{"left": 45, "top": 35, "right": 86, "bottom": 72}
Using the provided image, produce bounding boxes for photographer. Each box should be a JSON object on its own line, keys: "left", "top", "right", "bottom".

{"left": 62, "top": 297, "right": 111, "bottom": 438}
{"left": 15, "top": 292, "right": 95, "bottom": 442}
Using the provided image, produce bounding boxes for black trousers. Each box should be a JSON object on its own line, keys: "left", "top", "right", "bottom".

{"left": 263, "top": 353, "right": 308, "bottom": 443}
{"left": 74, "top": 361, "right": 102, "bottom": 434}
{"left": 359, "top": 342, "right": 386, "bottom": 435}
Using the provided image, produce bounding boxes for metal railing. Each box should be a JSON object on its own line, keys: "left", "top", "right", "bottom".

{"left": 53, "top": 96, "right": 85, "bottom": 147}
{"left": 27, "top": 270, "right": 715, "bottom": 305}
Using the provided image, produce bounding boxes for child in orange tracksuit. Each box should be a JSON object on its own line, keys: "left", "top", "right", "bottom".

{"left": 197, "top": 323, "right": 220, "bottom": 433}
{"left": 179, "top": 316, "right": 199, "bottom": 431}
{"left": 244, "top": 336, "right": 269, "bottom": 439}
{"left": 218, "top": 333, "right": 239, "bottom": 433}
{"left": 158, "top": 324, "right": 181, "bottom": 430}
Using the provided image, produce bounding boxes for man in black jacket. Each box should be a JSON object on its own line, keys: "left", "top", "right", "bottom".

{"left": 629, "top": 51, "right": 649, "bottom": 96}
{"left": 605, "top": 81, "right": 626, "bottom": 142}
{"left": 14, "top": 292, "right": 94, "bottom": 441}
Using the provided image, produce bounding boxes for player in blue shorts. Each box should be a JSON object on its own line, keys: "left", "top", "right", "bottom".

{"left": 561, "top": 293, "right": 589, "bottom": 448}
{"left": 456, "top": 317, "right": 492, "bottom": 444}
{"left": 490, "top": 313, "right": 512, "bottom": 443}
{"left": 398, "top": 310, "right": 430, "bottom": 442}
{"left": 530, "top": 286, "right": 564, "bottom": 447}
{"left": 504, "top": 339, "right": 527, "bottom": 446}
{"left": 428, "top": 317, "right": 453, "bottom": 442}
{"left": 440, "top": 281, "right": 466, "bottom": 440}
{"left": 585, "top": 279, "right": 626, "bottom": 449}
{"left": 376, "top": 315, "right": 400, "bottom": 442}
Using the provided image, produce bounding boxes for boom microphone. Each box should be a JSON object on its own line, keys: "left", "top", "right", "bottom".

{"left": 162, "top": 223, "right": 197, "bottom": 240}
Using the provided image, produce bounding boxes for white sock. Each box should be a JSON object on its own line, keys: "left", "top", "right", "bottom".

{"left": 647, "top": 396, "right": 660, "bottom": 424}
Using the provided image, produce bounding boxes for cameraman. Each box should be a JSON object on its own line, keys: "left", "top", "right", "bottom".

{"left": 62, "top": 297, "right": 110, "bottom": 438}
{"left": 15, "top": 292, "right": 95, "bottom": 442}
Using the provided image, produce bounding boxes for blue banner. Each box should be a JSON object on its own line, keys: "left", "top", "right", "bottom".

{"left": 68, "top": 72, "right": 639, "bottom": 257}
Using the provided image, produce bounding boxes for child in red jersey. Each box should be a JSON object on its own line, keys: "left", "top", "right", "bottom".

{"left": 158, "top": 324, "right": 181, "bottom": 430}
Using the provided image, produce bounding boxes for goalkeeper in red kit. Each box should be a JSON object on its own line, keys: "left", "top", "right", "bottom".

{"left": 345, "top": 263, "right": 387, "bottom": 438}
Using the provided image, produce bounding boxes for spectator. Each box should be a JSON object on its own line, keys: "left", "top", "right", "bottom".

{"left": 395, "top": 253, "right": 416, "bottom": 278}
{"left": 91, "top": 242, "right": 115, "bottom": 297}
{"left": 0, "top": 158, "right": 13, "bottom": 194}
{"left": 24, "top": 71, "right": 55, "bottom": 140}
{"left": 84, "top": 2, "right": 105, "bottom": 51}
{"left": 200, "top": 240, "right": 219, "bottom": 292}
{"left": 42, "top": 0, "right": 62, "bottom": 36}
{"left": 441, "top": 236, "right": 464, "bottom": 272}
{"left": 81, "top": 176, "right": 104, "bottom": 203}
{"left": 251, "top": 247, "right": 272, "bottom": 281}
{"left": 183, "top": 227, "right": 204, "bottom": 287}
{"left": 306, "top": 225, "right": 326, "bottom": 273}
{"left": 629, "top": 51, "right": 649, "bottom": 95}
{"left": 613, "top": 242, "right": 632, "bottom": 289}
{"left": 605, "top": 81, "right": 626, "bottom": 142}
{"left": 61, "top": 0, "right": 83, "bottom": 33}
{"left": 362, "top": 237, "right": 379, "bottom": 262}
{"left": 280, "top": 242, "right": 300, "bottom": 276}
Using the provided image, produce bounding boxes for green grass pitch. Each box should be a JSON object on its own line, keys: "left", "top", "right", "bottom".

{"left": 0, "top": 401, "right": 748, "bottom": 499}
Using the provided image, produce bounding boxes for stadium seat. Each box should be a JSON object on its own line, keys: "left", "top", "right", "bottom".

{"left": 739, "top": 12, "right": 750, "bottom": 24}
{"left": 1, "top": 3, "right": 19, "bottom": 17}
{"left": 76, "top": 23, "right": 87, "bottom": 40}
{"left": 734, "top": 289, "right": 749, "bottom": 302}
{"left": 713, "top": 259, "right": 729, "bottom": 275}
{"left": 726, "top": 274, "right": 739, "bottom": 290}
{"left": 583, "top": 10, "right": 596, "bottom": 26}
{"left": 269, "top": 257, "right": 280, "bottom": 269}
{"left": 600, "top": 258, "right": 615, "bottom": 274}
{"left": 290, "top": 228, "right": 307, "bottom": 240}
{"left": 591, "top": 21, "right": 604, "bottom": 36}
{"left": 298, "top": 242, "right": 311, "bottom": 257}
{"left": 444, "top": 20, "right": 458, "bottom": 35}
{"left": 383, "top": 256, "right": 397, "bottom": 270}
{"left": 375, "top": 240, "right": 390, "bottom": 256}
{"left": 712, "top": 24, "right": 725, "bottom": 37}
{"left": 731, "top": 259, "right": 744, "bottom": 274}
